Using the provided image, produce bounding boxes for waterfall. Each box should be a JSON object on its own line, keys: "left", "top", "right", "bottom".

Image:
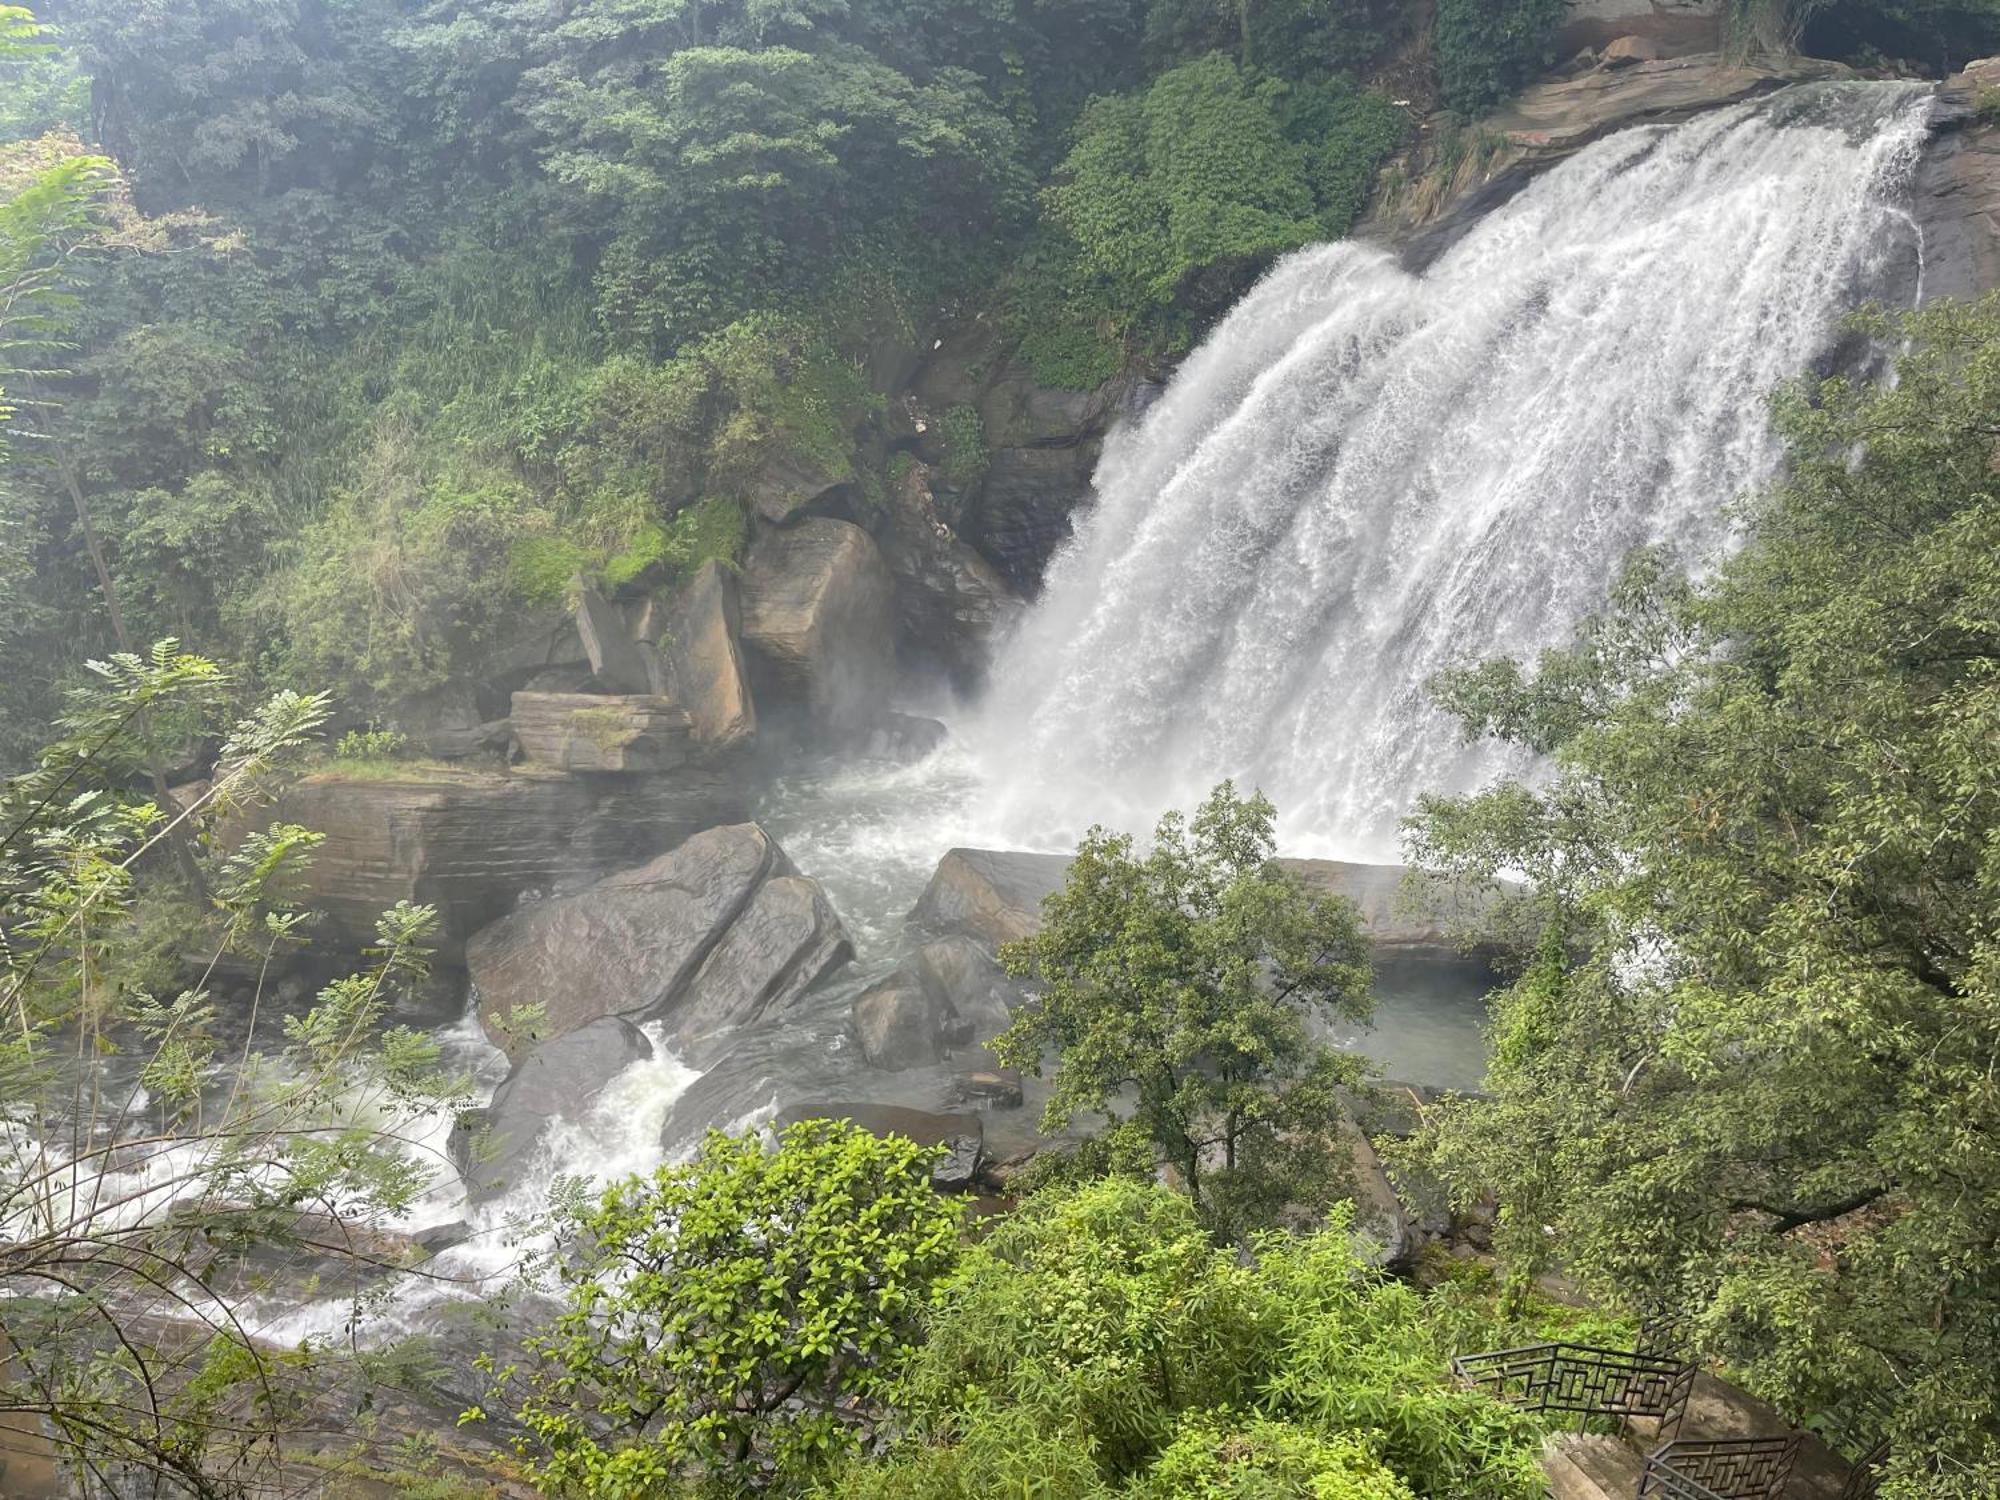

{"left": 973, "top": 82, "right": 1934, "bottom": 859}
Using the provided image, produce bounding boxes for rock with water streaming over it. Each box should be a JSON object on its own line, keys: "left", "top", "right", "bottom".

{"left": 455, "top": 1016, "right": 654, "bottom": 1199}
{"left": 467, "top": 823, "right": 851, "bottom": 1060}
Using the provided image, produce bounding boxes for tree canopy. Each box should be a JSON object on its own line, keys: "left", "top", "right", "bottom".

{"left": 1399, "top": 295, "right": 2000, "bottom": 1496}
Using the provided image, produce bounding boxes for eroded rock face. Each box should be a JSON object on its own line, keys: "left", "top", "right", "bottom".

{"left": 875, "top": 460, "right": 1021, "bottom": 683}
{"left": 740, "top": 518, "right": 897, "bottom": 735}
{"left": 249, "top": 767, "right": 746, "bottom": 960}
{"left": 644, "top": 560, "right": 757, "bottom": 751}
{"left": 459, "top": 1017, "right": 653, "bottom": 1199}
{"left": 467, "top": 823, "right": 850, "bottom": 1059}
{"left": 575, "top": 586, "right": 657, "bottom": 695}
{"left": 509, "top": 692, "right": 696, "bottom": 773}
{"left": 741, "top": 451, "right": 851, "bottom": 526}
{"left": 1912, "top": 59, "right": 2000, "bottom": 305}
{"left": 1555, "top": 0, "right": 1723, "bottom": 57}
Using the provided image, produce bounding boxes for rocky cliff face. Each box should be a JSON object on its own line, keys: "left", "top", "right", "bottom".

{"left": 1910, "top": 59, "right": 2000, "bottom": 303}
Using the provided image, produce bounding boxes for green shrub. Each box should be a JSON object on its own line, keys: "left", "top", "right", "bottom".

{"left": 1043, "top": 56, "right": 1405, "bottom": 338}
{"left": 937, "top": 405, "right": 988, "bottom": 489}
{"left": 335, "top": 725, "right": 407, "bottom": 761}
{"left": 1434, "top": 0, "right": 1566, "bottom": 115}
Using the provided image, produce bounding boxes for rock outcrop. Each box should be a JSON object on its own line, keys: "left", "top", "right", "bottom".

{"left": 508, "top": 693, "right": 697, "bottom": 774}
{"left": 739, "top": 518, "right": 898, "bottom": 736}
{"left": 248, "top": 765, "right": 746, "bottom": 959}
{"left": 874, "top": 460, "right": 1021, "bottom": 683}
{"left": 907, "top": 848, "right": 1073, "bottom": 949}
{"left": 1912, "top": 58, "right": 2000, "bottom": 304}
{"left": 1369, "top": 53, "right": 1853, "bottom": 263}
{"left": 467, "top": 823, "right": 851, "bottom": 1061}
{"left": 459, "top": 1017, "right": 653, "bottom": 1198}
{"left": 574, "top": 585, "right": 656, "bottom": 695}
{"left": 1554, "top": 0, "right": 1724, "bottom": 58}
{"left": 641, "top": 560, "right": 757, "bottom": 751}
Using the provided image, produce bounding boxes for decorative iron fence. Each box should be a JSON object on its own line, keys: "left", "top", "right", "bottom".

{"left": 1638, "top": 1435, "right": 1802, "bottom": 1500}
{"left": 1451, "top": 1342, "right": 1697, "bottom": 1438}
{"left": 1835, "top": 1436, "right": 1889, "bottom": 1500}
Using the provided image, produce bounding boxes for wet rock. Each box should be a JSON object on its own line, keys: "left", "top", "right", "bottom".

{"left": 740, "top": 518, "right": 897, "bottom": 736}
{"left": 467, "top": 823, "right": 850, "bottom": 1058}
{"left": 667, "top": 874, "right": 852, "bottom": 1063}
{"left": 643, "top": 560, "right": 757, "bottom": 752}
{"left": 875, "top": 460, "right": 1022, "bottom": 681}
{"left": 1911, "top": 59, "right": 2000, "bottom": 305}
{"left": 950, "top": 1066, "right": 1024, "bottom": 1110}
{"left": 908, "top": 848, "right": 1073, "bottom": 950}
{"left": 853, "top": 972, "right": 950, "bottom": 1070}
{"left": 509, "top": 692, "right": 697, "bottom": 773}
{"left": 575, "top": 585, "right": 656, "bottom": 695}
{"left": 912, "top": 936, "right": 1016, "bottom": 1041}
{"left": 1278, "top": 860, "right": 1501, "bottom": 961}
{"left": 241, "top": 766, "right": 746, "bottom": 961}
{"left": 859, "top": 711, "right": 949, "bottom": 763}
{"left": 968, "top": 445, "right": 1096, "bottom": 592}
{"left": 460, "top": 1017, "right": 653, "bottom": 1199}
{"left": 775, "top": 1103, "right": 984, "bottom": 1192}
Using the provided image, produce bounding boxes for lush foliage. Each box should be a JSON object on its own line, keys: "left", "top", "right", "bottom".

{"left": 822, "top": 1178, "right": 1550, "bottom": 1499}
{"left": 1044, "top": 54, "right": 1404, "bottom": 340}
{"left": 1397, "top": 296, "right": 2000, "bottom": 1494}
{"left": 479, "top": 1120, "right": 963, "bottom": 1497}
{"left": 1433, "top": 0, "right": 1565, "bottom": 116}
{"left": 994, "top": 783, "right": 1372, "bottom": 1239}
{"left": 0, "top": 643, "right": 471, "bottom": 1493}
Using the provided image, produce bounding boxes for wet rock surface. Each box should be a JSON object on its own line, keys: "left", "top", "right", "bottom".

{"left": 467, "top": 823, "right": 850, "bottom": 1059}
{"left": 458, "top": 1017, "right": 654, "bottom": 1199}
{"left": 740, "top": 517, "right": 898, "bottom": 736}
{"left": 1912, "top": 59, "right": 2000, "bottom": 304}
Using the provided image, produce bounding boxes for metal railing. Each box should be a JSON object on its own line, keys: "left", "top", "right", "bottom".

{"left": 1638, "top": 1435, "right": 1802, "bottom": 1500}
{"left": 1452, "top": 1342, "right": 1697, "bottom": 1438}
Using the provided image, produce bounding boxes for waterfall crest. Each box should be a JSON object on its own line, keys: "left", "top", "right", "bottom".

{"left": 973, "top": 83, "right": 1933, "bottom": 858}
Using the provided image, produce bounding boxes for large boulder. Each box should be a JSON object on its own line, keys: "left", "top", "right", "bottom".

{"left": 640, "top": 560, "right": 757, "bottom": 752}
{"left": 739, "top": 518, "right": 898, "bottom": 736}
{"left": 852, "top": 971, "right": 952, "bottom": 1071}
{"left": 467, "top": 823, "right": 851, "bottom": 1060}
{"left": 457, "top": 1017, "right": 653, "bottom": 1199}
{"left": 740, "top": 451, "right": 851, "bottom": 526}
{"left": 912, "top": 936, "right": 1016, "bottom": 1040}
{"left": 508, "top": 693, "right": 697, "bottom": 773}
{"left": 574, "top": 585, "right": 657, "bottom": 695}
{"left": 908, "top": 848, "right": 1073, "bottom": 949}
{"left": 245, "top": 765, "right": 746, "bottom": 960}
{"left": 774, "top": 1103, "right": 985, "bottom": 1192}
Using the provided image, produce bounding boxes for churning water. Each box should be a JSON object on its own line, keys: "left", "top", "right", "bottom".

{"left": 973, "top": 82, "right": 1934, "bottom": 858}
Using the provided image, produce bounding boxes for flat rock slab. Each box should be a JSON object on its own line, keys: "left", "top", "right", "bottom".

{"left": 509, "top": 692, "right": 695, "bottom": 773}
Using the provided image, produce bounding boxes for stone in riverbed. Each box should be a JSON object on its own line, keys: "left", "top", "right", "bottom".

{"left": 457, "top": 1017, "right": 653, "bottom": 1199}
{"left": 739, "top": 517, "right": 897, "bottom": 736}
{"left": 467, "top": 823, "right": 851, "bottom": 1060}
{"left": 508, "top": 692, "right": 697, "bottom": 773}
{"left": 907, "top": 848, "right": 1073, "bottom": 949}
{"left": 852, "top": 971, "right": 950, "bottom": 1071}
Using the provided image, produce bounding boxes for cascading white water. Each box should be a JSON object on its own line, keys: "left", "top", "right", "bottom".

{"left": 974, "top": 82, "right": 1933, "bottom": 858}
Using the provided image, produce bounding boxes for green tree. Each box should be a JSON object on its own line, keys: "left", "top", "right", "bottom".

{"left": 481, "top": 1119, "right": 963, "bottom": 1497}
{"left": 0, "top": 643, "right": 472, "bottom": 1494}
{"left": 1432, "top": 0, "right": 1564, "bottom": 115}
{"left": 824, "top": 1178, "right": 1548, "bottom": 1499}
{"left": 993, "top": 783, "right": 1371, "bottom": 1238}
{"left": 1397, "top": 296, "right": 2000, "bottom": 1496}
{"left": 1042, "top": 55, "right": 1402, "bottom": 339}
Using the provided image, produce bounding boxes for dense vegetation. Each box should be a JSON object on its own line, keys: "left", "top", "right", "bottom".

{"left": 0, "top": 0, "right": 1427, "bottom": 763}
{"left": 1400, "top": 297, "right": 2000, "bottom": 1496}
